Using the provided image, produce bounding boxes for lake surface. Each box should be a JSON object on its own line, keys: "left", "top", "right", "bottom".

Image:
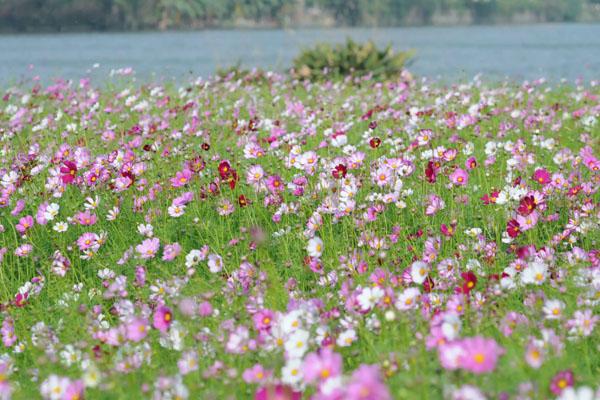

{"left": 0, "top": 24, "right": 599, "bottom": 84}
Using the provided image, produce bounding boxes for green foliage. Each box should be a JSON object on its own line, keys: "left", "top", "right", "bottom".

{"left": 292, "top": 38, "right": 413, "bottom": 81}
{"left": 0, "top": 0, "right": 599, "bottom": 32}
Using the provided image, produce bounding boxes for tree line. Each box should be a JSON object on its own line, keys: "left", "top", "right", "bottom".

{"left": 1, "top": 0, "right": 599, "bottom": 33}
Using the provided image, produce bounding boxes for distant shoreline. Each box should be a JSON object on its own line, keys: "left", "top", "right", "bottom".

{"left": 1, "top": 21, "right": 599, "bottom": 36}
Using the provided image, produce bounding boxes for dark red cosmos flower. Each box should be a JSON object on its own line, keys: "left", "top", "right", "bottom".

{"left": 425, "top": 161, "right": 438, "bottom": 183}
{"left": 423, "top": 276, "right": 435, "bottom": 292}
{"left": 481, "top": 190, "right": 499, "bottom": 205}
{"left": 188, "top": 156, "right": 205, "bottom": 172}
{"left": 506, "top": 219, "right": 521, "bottom": 238}
{"left": 369, "top": 137, "right": 381, "bottom": 149}
{"left": 60, "top": 161, "right": 78, "bottom": 184}
{"left": 513, "top": 176, "right": 522, "bottom": 187}
{"left": 201, "top": 143, "right": 210, "bottom": 151}
{"left": 223, "top": 169, "right": 239, "bottom": 189}
{"left": 517, "top": 195, "right": 536, "bottom": 216}
{"left": 567, "top": 185, "right": 582, "bottom": 197}
{"left": 461, "top": 271, "right": 477, "bottom": 294}
{"left": 361, "top": 109, "right": 374, "bottom": 120}
{"left": 238, "top": 194, "right": 249, "bottom": 207}
{"left": 332, "top": 164, "right": 347, "bottom": 179}
{"left": 121, "top": 170, "right": 135, "bottom": 187}
{"left": 218, "top": 161, "right": 231, "bottom": 179}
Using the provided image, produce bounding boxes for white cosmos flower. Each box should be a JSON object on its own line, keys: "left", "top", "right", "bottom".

{"left": 410, "top": 261, "right": 430, "bottom": 284}
{"left": 336, "top": 328, "right": 357, "bottom": 347}
{"left": 168, "top": 204, "right": 186, "bottom": 217}
{"left": 284, "top": 329, "right": 310, "bottom": 359}
{"left": 40, "top": 375, "right": 70, "bottom": 400}
{"left": 53, "top": 222, "right": 68, "bottom": 233}
{"left": 185, "top": 250, "right": 202, "bottom": 268}
{"left": 556, "top": 386, "right": 596, "bottom": 400}
{"left": 306, "top": 236, "right": 323, "bottom": 258}
{"left": 521, "top": 261, "right": 548, "bottom": 285}
{"left": 441, "top": 313, "right": 462, "bottom": 340}
{"left": 282, "top": 358, "right": 304, "bottom": 386}
{"left": 395, "top": 287, "right": 420, "bottom": 311}
{"left": 281, "top": 310, "right": 303, "bottom": 334}
{"left": 137, "top": 223, "right": 153, "bottom": 237}
{"left": 542, "top": 299, "right": 565, "bottom": 320}
{"left": 207, "top": 254, "right": 223, "bottom": 273}
{"left": 44, "top": 203, "right": 60, "bottom": 221}
{"left": 357, "top": 286, "right": 384, "bottom": 311}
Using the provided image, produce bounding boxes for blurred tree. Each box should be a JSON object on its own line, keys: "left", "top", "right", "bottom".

{"left": 0, "top": 0, "right": 597, "bottom": 32}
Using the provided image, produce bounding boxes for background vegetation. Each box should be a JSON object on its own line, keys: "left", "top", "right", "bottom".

{"left": 1, "top": 0, "right": 600, "bottom": 33}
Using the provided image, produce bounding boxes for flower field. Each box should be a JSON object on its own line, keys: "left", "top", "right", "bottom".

{"left": 0, "top": 71, "right": 599, "bottom": 399}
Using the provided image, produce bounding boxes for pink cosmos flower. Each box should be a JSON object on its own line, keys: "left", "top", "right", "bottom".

{"left": 136, "top": 237, "right": 160, "bottom": 259}
{"left": 126, "top": 317, "right": 149, "bottom": 342}
{"left": 253, "top": 309, "right": 274, "bottom": 332}
{"left": 425, "top": 194, "right": 445, "bottom": 216}
{"left": 1, "top": 318, "right": 17, "bottom": 347}
{"left": 345, "top": 365, "right": 391, "bottom": 400}
{"left": 465, "top": 156, "right": 477, "bottom": 170}
{"left": 10, "top": 199, "right": 25, "bottom": 216}
{"left": 63, "top": 380, "right": 85, "bottom": 400}
{"left": 449, "top": 168, "right": 468, "bottom": 186}
{"left": 171, "top": 169, "right": 193, "bottom": 188}
{"left": 438, "top": 341, "right": 464, "bottom": 370}
{"left": 77, "top": 232, "right": 98, "bottom": 251}
{"left": 162, "top": 242, "right": 181, "bottom": 261}
{"left": 16, "top": 215, "right": 34, "bottom": 235}
{"left": 15, "top": 244, "right": 33, "bottom": 257}
{"left": 524, "top": 340, "right": 544, "bottom": 368}
{"left": 242, "top": 364, "right": 271, "bottom": 384}
{"left": 75, "top": 210, "right": 97, "bottom": 226}
{"left": 153, "top": 305, "right": 173, "bottom": 333}
{"left": 516, "top": 211, "right": 539, "bottom": 231}
{"left": 265, "top": 175, "right": 284, "bottom": 193}
{"left": 36, "top": 202, "right": 48, "bottom": 225}
{"left": 458, "top": 336, "right": 504, "bottom": 374}
{"left": 303, "top": 348, "right": 343, "bottom": 383}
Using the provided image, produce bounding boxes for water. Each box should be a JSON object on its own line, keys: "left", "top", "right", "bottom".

{"left": 0, "top": 23, "right": 599, "bottom": 84}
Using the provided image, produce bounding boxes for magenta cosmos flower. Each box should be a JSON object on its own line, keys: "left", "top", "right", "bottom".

{"left": 449, "top": 168, "right": 469, "bottom": 186}
{"left": 136, "top": 237, "right": 160, "bottom": 259}
{"left": 254, "top": 385, "right": 301, "bottom": 400}
{"left": 60, "top": 160, "right": 77, "bottom": 184}
{"left": 458, "top": 336, "right": 504, "bottom": 374}
{"left": 549, "top": 370, "right": 574, "bottom": 395}
{"left": 532, "top": 168, "right": 551, "bottom": 185}
{"left": 153, "top": 305, "right": 173, "bottom": 333}
{"left": 265, "top": 175, "right": 284, "bottom": 193}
